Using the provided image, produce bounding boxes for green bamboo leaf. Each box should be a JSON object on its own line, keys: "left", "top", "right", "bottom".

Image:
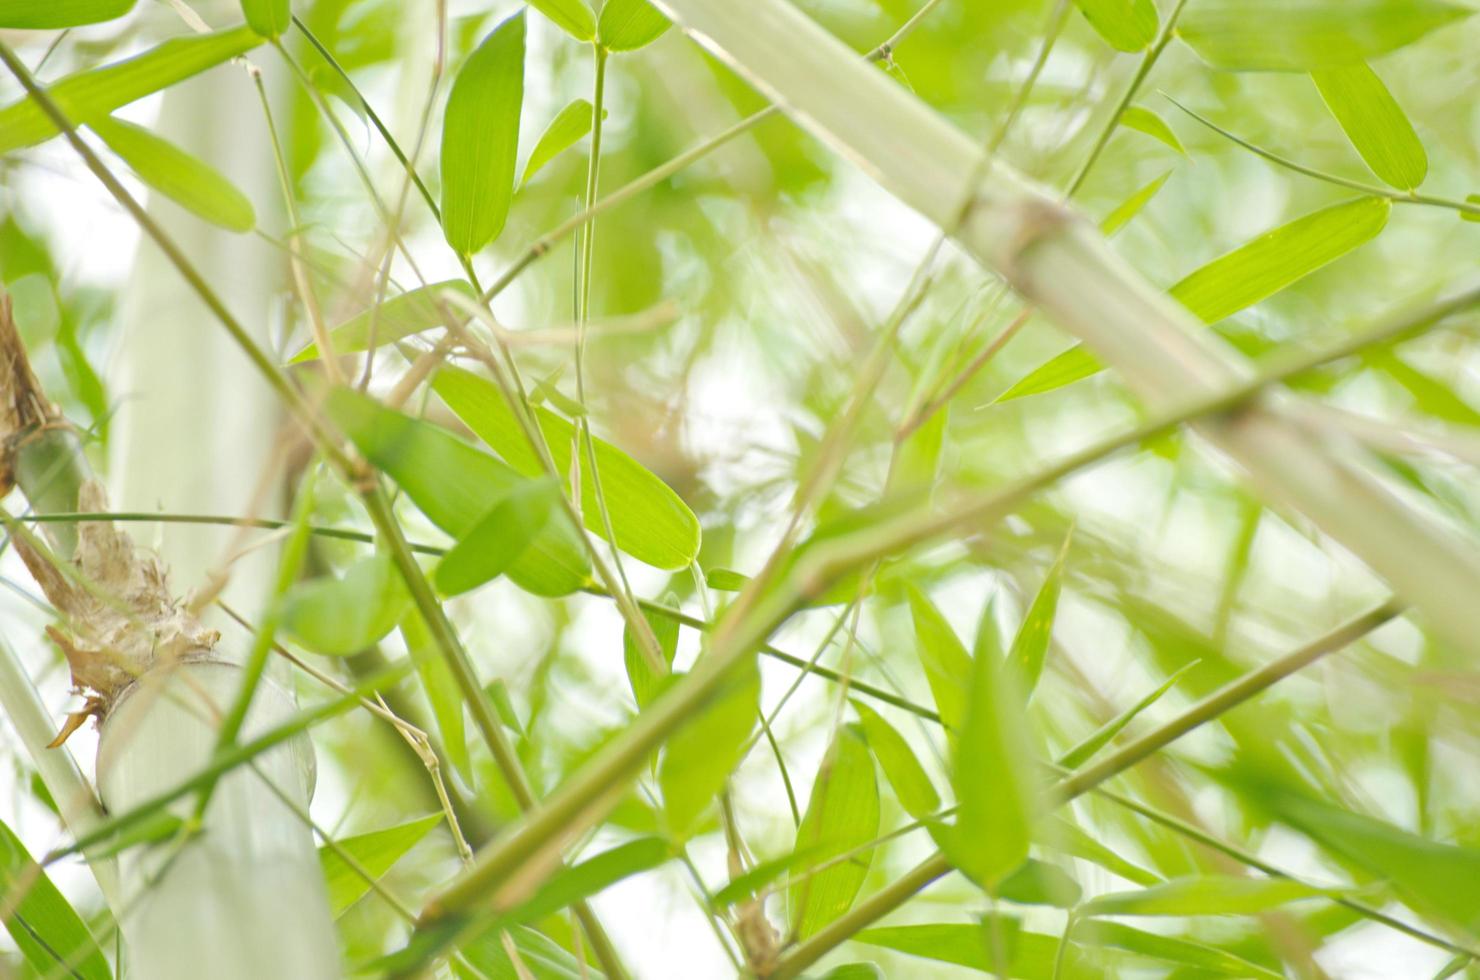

{"left": 818, "top": 965, "right": 883, "bottom": 980}
{"left": 1, "top": 0, "right": 134, "bottom": 28}
{"left": 1073, "top": 0, "right": 1158, "bottom": 53}
{"left": 597, "top": 0, "right": 671, "bottom": 52}
{"left": 624, "top": 591, "right": 680, "bottom": 707}
{"left": 1083, "top": 875, "right": 1334, "bottom": 917}
{"left": 521, "top": 99, "right": 594, "bottom": 187}
{"left": 288, "top": 280, "right": 476, "bottom": 363}
{"left": 1056, "top": 661, "right": 1199, "bottom": 769}
{"left": 282, "top": 553, "right": 412, "bottom": 655}
{"left": 0, "top": 817, "right": 111, "bottom": 980}
{"left": 1047, "top": 816, "right": 1163, "bottom": 887}
{"left": 241, "top": 0, "right": 290, "bottom": 38}
{"left": 0, "top": 27, "right": 264, "bottom": 156}
{"left": 997, "top": 859, "right": 1082, "bottom": 907}
{"left": 440, "top": 11, "right": 525, "bottom": 255}
{"left": 319, "top": 814, "right": 442, "bottom": 915}
{"left": 790, "top": 725, "right": 880, "bottom": 939}
{"left": 1177, "top": 0, "right": 1471, "bottom": 72}
{"left": 454, "top": 925, "right": 591, "bottom": 980}
{"left": 658, "top": 657, "right": 759, "bottom": 838}
{"left": 852, "top": 700, "right": 940, "bottom": 819}
{"left": 324, "top": 387, "right": 591, "bottom": 596}
{"left": 400, "top": 611, "right": 470, "bottom": 778}
{"left": 1075, "top": 920, "right": 1286, "bottom": 978}
{"left": 1311, "top": 62, "right": 1427, "bottom": 190}
{"left": 905, "top": 585, "right": 972, "bottom": 732}
{"left": 507, "top": 837, "right": 669, "bottom": 925}
{"left": 88, "top": 116, "right": 255, "bottom": 232}
{"left": 527, "top": 0, "right": 596, "bottom": 41}
{"left": 1007, "top": 530, "right": 1071, "bottom": 696}
{"left": 1100, "top": 169, "right": 1172, "bottom": 236}
{"left": 941, "top": 605, "right": 1041, "bottom": 891}
{"left": 433, "top": 366, "right": 701, "bottom": 570}
{"left": 999, "top": 196, "right": 1390, "bottom": 401}
{"left": 434, "top": 477, "right": 560, "bottom": 596}
{"left": 706, "top": 567, "right": 750, "bottom": 591}
{"left": 711, "top": 844, "right": 824, "bottom": 908}
{"left": 856, "top": 923, "right": 1100, "bottom": 979}
{"left": 1464, "top": 194, "right": 1480, "bottom": 223}
{"left": 1118, "top": 106, "right": 1185, "bottom": 156}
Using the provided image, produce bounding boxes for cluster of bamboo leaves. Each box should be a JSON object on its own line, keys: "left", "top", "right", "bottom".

{"left": 1, "top": 0, "right": 1480, "bottom": 977}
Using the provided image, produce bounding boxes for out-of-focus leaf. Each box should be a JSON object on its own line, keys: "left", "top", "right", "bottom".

{"left": 790, "top": 725, "right": 880, "bottom": 939}
{"left": 997, "top": 859, "right": 1082, "bottom": 907}
{"left": 856, "top": 923, "right": 1100, "bottom": 979}
{"left": 1000, "top": 196, "right": 1390, "bottom": 401}
{"left": 1119, "top": 106, "right": 1185, "bottom": 155}
{"left": 84, "top": 811, "right": 185, "bottom": 861}
{"left": 434, "top": 366, "right": 701, "bottom": 570}
{"left": 508, "top": 837, "right": 669, "bottom": 925}
{"left": 319, "top": 814, "right": 442, "bottom": 916}
{"left": 1056, "top": 661, "right": 1198, "bottom": 768}
{"left": 706, "top": 567, "right": 750, "bottom": 591}
{"left": 1083, "top": 875, "right": 1334, "bottom": 916}
{"left": 883, "top": 406, "right": 946, "bottom": 501}
{"left": 282, "top": 553, "right": 412, "bottom": 655}
{"left": 435, "top": 478, "right": 560, "bottom": 595}
{"left": 401, "top": 611, "right": 470, "bottom": 778}
{"left": 1076, "top": 920, "right": 1285, "bottom": 978}
{"left": 441, "top": 11, "right": 525, "bottom": 254}
{"left": 817, "top": 965, "right": 883, "bottom": 980}
{"left": 1464, "top": 194, "right": 1480, "bottom": 223}
{"left": 324, "top": 388, "right": 591, "bottom": 596}
{"left": 0, "top": 27, "right": 264, "bottom": 155}
{"left": 852, "top": 700, "right": 940, "bottom": 819}
{"left": 906, "top": 585, "right": 972, "bottom": 732}
{"left": 1100, "top": 169, "right": 1172, "bottom": 236}
{"left": 288, "top": 280, "right": 476, "bottom": 362}
{"left": 597, "top": 0, "right": 670, "bottom": 51}
{"left": 0, "top": 817, "right": 111, "bottom": 980}
{"left": 454, "top": 924, "right": 590, "bottom": 980}
{"left": 1311, "top": 62, "right": 1427, "bottom": 190}
{"left": 625, "top": 592, "right": 680, "bottom": 707}
{"left": 1007, "top": 530, "right": 1070, "bottom": 695}
{"left": 711, "top": 844, "right": 823, "bottom": 908}
{"left": 1047, "top": 816, "right": 1162, "bottom": 886}
{"left": 242, "top": 0, "right": 290, "bottom": 37}
{"left": 1177, "top": 0, "right": 1470, "bottom": 72}
{"left": 659, "top": 657, "right": 759, "bottom": 838}
{"left": 521, "top": 99, "right": 594, "bottom": 186}
{"left": 1, "top": 0, "right": 134, "bottom": 29}
{"left": 527, "top": 0, "right": 595, "bottom": 40}
{"left": 89, "top": 116, "right": 255, "bottom": 232}
{"left": 1074, "top": 0, "right": 1158, "bottom": 53}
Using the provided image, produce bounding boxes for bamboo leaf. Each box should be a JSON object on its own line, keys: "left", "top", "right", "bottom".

{"left": 241, "top": 0, "right": 290, "bottom": 38}
{"left": 625, "top": 591, "right": 680, "bottom": 707}
{"left": 434, "top": 366, "right": 701, "bottom": 570}
{"left": 790, "top": 725, "right": 880, "bottom": 939}
{"left": 288, "top": 280, "right": 476, "bottom": 363}
{"left": 1076, "top": 920, "right": 1286, "bottom": 978}
{"left": 706, "top": 567, "right": 750, "bottom": 591}
{"left": 324, "top": 387, "right": 591, "bottom": 596}
{"left": 0, "top": 817, "right": 111, "bottom": 980}
{"left": 856, "top": 923, "right": 1098, "bottom": 979}
{"left": 0, "top": 27, "right": 264, "bottom": 156}
{"left": 1056, "top": 661, "right": 1199, "bottom": 769}
{"left": 1083, "top": 875, "right": 1334, "bottom": 917}
{"left": 434, "top": 477, "right": 560, "bottom": 596}
{"left": 995, "top": 345, "right": 1102, "bottom": 404}
{"left": 282, "top": 553, "right": 412, "bottom": 656}
{"left": 0, "top": 0, "right": 134, "bottom": 28}
{"left": 1176, "top": 0, "right": 1471, "bottom": 72}
{"left": 1118, "top": 106, "right": 1185, "bottom": 156}
{"left": 521, "top": 99, "right": 595, "bottom": 186}
{"left": 658, "top": 657, "right": 759, "bottom": 838}
{"left": 1073, "top": 0, "right": 1158, "bottom": 53}
{"left": 527, "top": 0, "right": 596, "bottom": 41}
{"left": 1007, "top": 530, "right": 1070, "bottom": 696}
{"left": 1311, "top": 62, "right": 1427, "bottom": 190}
{"left": 319, "top": 814, "right": 442, "bottom": 916}
{"left": 507, "top": 837, "right": 670, "bottom": 925}
{"left": 88, "top": 116, "right": 255, "bottom": 232}
{"left": 454, "top": 925, "right": 591, "bottom": 980}
{"left": 597, "top": 0, "right": 671, "bottom": 52}
{"left": 400, "top": 611, "right": 470, "bottom": 778}
{"left": 440, "top": 11, "right": 525, "bottom": 255}
{"left": 852, "top": 700, "right": 940, "bottom": 819}
{"left": 1100, "top": 169, "right": 1172, "bottom": 236}
{"left": 905, "top": 585, "right": 972, "bottom": 732}
{"left": 1047, "top": 816, "right": 1162, "bottom": 886}
{"left": 997, "top": 859, "right": 1082, "bottom": 907}
{"left": 711, "top": 844, "right": 824, "bottom": 908}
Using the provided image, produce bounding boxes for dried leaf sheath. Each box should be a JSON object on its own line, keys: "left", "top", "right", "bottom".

{"left": 0, "top": 291, "right": 217, "bottom": 734}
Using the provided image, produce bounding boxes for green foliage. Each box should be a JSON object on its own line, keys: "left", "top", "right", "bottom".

{"left": 289, "top": 281, "right": 475, "bottom": 362}
{"left": 434, "top": 478, "right": 561, "bottom": 595}
{"left": 89, "top": 116, "right": 255, "bottom": 231}
{"left": 1073, "top": 0, "right": 1157, "bottom": 53}
{"left": 0, "top": 0, "right": 134, "bottom": 29}
{"left": 522, "top": 99, "right": 596, "bottom": 187}
{"left": 527, "top": 0, "right": 596, "bottom": 41}
{"left": 598, "top": 0, "right": 671, "bottom": 52}
{"left": 790, "top": 725, "right": 880, "bottom": 939}
{"left": 624, "top": 594, "right": 679, "bottom": 706}
{"left": 282, "top": 553, "right": 411, "bottom": 655}
{"left": 1311, "top": 62, "right": 1428, "bottom": 190}
{"left": 851, "top": 700, "right": 939, "bottom": 819}
{"left": 1118, "top": 106, "right": 1185, "bottom": 157}
{"left": 319, "top": 814, "right": 442, "bottom": 915}
{"left": 0, "top": 817, "right": 111, "bottom": 979}
{"left": 658, "top": 657, "right": 758, "bottom": 838}
{"left": 241, "top": 0, "right": 291, "bottom": 39}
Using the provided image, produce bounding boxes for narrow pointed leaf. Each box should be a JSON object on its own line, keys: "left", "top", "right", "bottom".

{"left": 856, "top": 923, "right": 1099, "bottom": 979}
{"left": 241, "top": 0, "right": 290, "bottom": 38}
{"left": 521, "top": 99, "right": 594, "bottom": 186}
{"left": 1073, "top": 0, "right": 1158, "bottom": 53}
{"left": 1076, "top": 921, "right": 1286, "bottom": 978}
{"left": 1057, "top": 661, "right": 1198, "bottom": 768}
{"left": 434, "top": 366, "right": 701, "bottom": 569}
{"left": 659, "top": 657, "right": 759, "bottom": 838}
{"left": 441, "top": 12, "right": 525, "bottom": 254}
{"left": 282, "top": 553, "right": 412, "bottom": 655}
{"left": 1177, "top": 0, "right": 1471, "bottom": 72}
{"left": 455, "top": 925, "right": 590, "bottom": 980}
{"left": 527, "top": 0, "right": 596, "bottom": 41}
{"left": 401, "top": 611, "right": 470, "bottom": 778}
{"left": 1100, "top": 169, "right": 1172, "bottom": 236}
{"left": 852, "top": 700, "right": 940, "bottom": 819}
{"left": 0, "top": 817, "right": 111, "bottom": 980}
{"left": 507, "top": 837, "right": 669, "bottom": 925}
{"left": 597, "top": 0, "right": 671, "bottom": 51}
{"left": 320, "top": 814, "right": 442, "bottom": 915}
{"left": 625, "top": 592, "right": 680, "bottom": 707}
{"left": 995, "top": 345, "right": 1101, "bottom": 403}
{"left": 1119, "top": 106, "right": 1185, "bottom": 156}
{"left": 288, "top": 281, "right": 476, "bottom": 363}
{"left": 0, "top": 27, "right": 264, "bottom": 155}
{"left": 1083, "top": 875, "right": 1334, "bottom": 917}
{"left": 89, "top": 116, "right": 255, "bottom": 231}
{"left": 1311, "top": 62, "right": 1427, "bottom": 190}
{"left": 905, "top": 585, "right": 972, "bottom": 732}
{"left": 711, "top": 844, "right": 824, "bottom": 908}
{"left": 1, "top": 0, "right": 134, "bottom": 28}
{"left": 706, "top": 568, "right": 750, "bottom": 591}
{"left": 997, "top": 859, "right": 1082, "bottom": 907}
{"left": 1047, "top": 816, "right": 1162, "bottom": 886}
{"left": 790, "top": 725, "right": 880, "bottom": 939}
{"left": 1007, "top": 531, "right": 1070, "bottom": 695}
{"left": 435, "top": 478, "right": 559, "bottom": 595}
